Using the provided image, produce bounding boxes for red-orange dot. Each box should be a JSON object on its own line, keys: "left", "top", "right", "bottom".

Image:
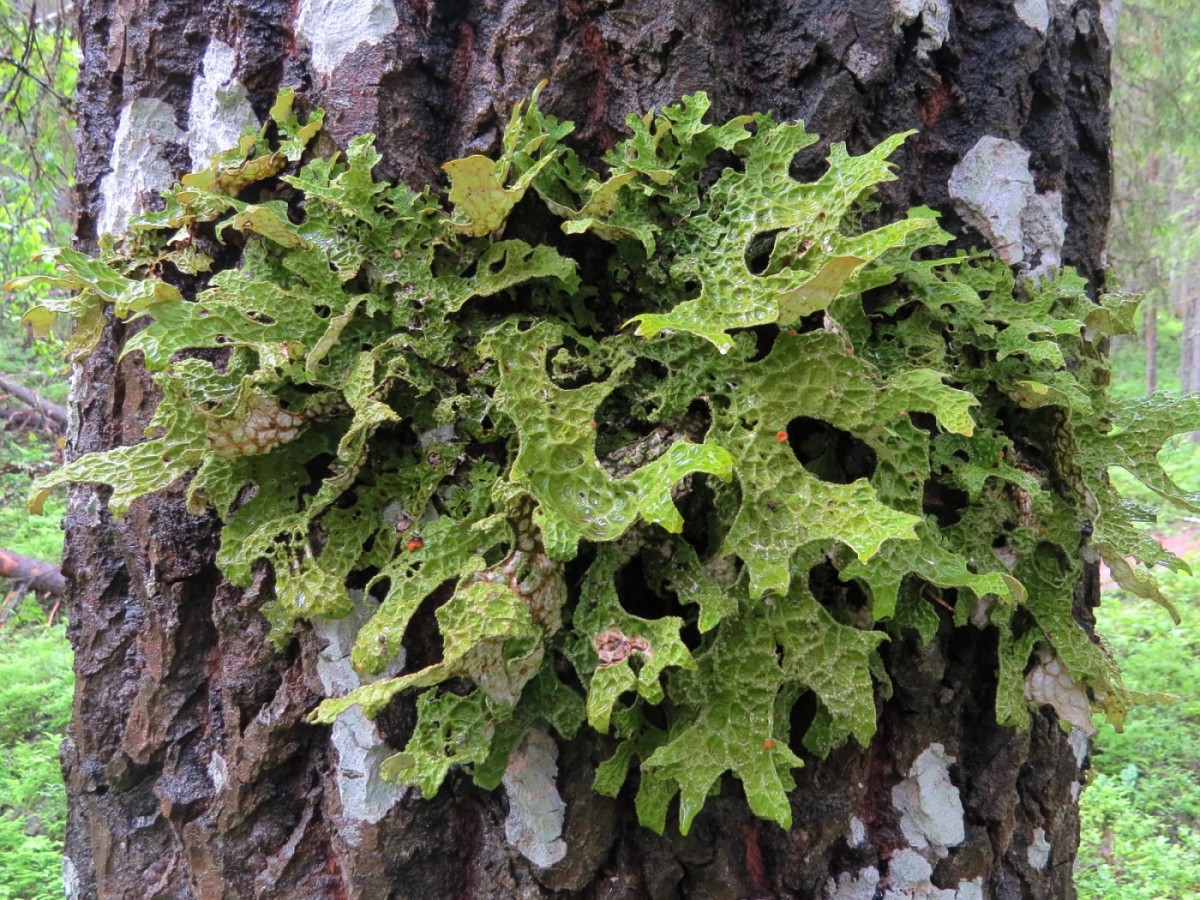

{"left": 763, "top": 738, "right": 774, "bottom": 750}
{"left": 846, "top": 346, "right": 855, "bottom": 356}
{"left": 589, "top": 420, "right": 597, "bottom": 428}
{"left": 406, "top": 538, "right": 424, "bottom": 552}
{"left": 775, "top": 430, "right": 788, "bottom": 442}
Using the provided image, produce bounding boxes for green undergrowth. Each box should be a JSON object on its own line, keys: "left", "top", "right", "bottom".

{"left": 15, "top": 86, "right": 1200, "bottom": 834}
{"left": 1078, "top": 556, "right": 1200, "bottom": 898}
{"left": 0, "top": 435, "right": 64, "bottom": 567}
{"left": 0, "top": 624, "right": 72, "bottom": 900}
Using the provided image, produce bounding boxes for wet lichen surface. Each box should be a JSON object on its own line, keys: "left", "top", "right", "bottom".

{"left": 22, "top": 87, "right": 1200, "bottom": 839}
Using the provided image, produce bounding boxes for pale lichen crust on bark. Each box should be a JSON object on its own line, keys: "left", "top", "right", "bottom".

{"left": 12, "top": 84, "right": 1197, "bottom": 836}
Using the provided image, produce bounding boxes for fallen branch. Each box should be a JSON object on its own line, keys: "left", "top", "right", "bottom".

{"left": 0, "top": 402, "right": 62, "bottom": 435}
{"left": 0, "top": 373, "right": 68, "bottom": 428}
{"left": 0, "top": 547, "right": 65, "bottom": 597}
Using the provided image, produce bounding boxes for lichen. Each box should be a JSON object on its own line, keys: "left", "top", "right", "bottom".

{"left": 502, "top": 728, "right": 568, "bottom": 868}
{"left": 1027, "top": 826, "right": 1051, "bottom": 870}
{"left": 16, "top": 85, "right": 1199, "bottom": 835}
{"left": 892, "top": 743, "right": 965, "bottom": 857}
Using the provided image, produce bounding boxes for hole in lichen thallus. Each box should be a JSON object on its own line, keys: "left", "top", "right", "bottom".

{"left": 744, "top": 229, "right": 786, "bottom": 275}
{"left": 399, "top": 578, "right": 457, "bottom": 673}
{"left": 615, "top": 552, "right": 683, "bottom": 620}
{"left": 922, "top": 475, "right": 969, "bottom": 528}
{"left": 747, "top": 324, "right": 779, "bottom": 362}
{"left": 786, "top": 417, "right": 877, "bottom": 484}
{"left": 808, "top": 559, "right": 870, "bottom": 623}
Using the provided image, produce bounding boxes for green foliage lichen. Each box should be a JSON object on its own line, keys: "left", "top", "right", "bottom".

{"left": 18, "top": 86, "right": 1200, "bottom": 835}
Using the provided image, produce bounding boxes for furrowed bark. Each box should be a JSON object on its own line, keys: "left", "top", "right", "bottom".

{"left": 62, "top": 2, "right": 1111, "bottom": 897}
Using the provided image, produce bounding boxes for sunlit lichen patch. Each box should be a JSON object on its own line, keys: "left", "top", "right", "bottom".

{"left": 17, "top": 85, "right": 1200, "bottom": 834}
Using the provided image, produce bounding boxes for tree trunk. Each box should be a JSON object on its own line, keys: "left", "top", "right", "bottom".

{"left": 1144, "top": 287, "right": 1158, "bottom": 394}
{"left": 63, "top": 1, "right": 1111, "bottom": 897}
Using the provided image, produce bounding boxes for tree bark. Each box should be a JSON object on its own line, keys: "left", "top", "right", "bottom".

{"left": 63, "top": 1, "right": 1111, "bottom": 897}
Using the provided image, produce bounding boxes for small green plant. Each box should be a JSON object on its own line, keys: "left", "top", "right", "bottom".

{"left": 17, "top": 87, "right": 1200, "bottom": 834}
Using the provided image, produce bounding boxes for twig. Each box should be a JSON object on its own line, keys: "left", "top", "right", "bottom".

{"left": 43, "top": 596, "right": 61, "bottom": 632}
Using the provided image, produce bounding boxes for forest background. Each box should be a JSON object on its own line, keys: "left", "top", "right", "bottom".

{"left": 0, "top": 1, "right": 1197, "bottom": 897}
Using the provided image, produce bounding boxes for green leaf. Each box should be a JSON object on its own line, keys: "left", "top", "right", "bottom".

{"left": 842, "top": 525, "right": 1023, "bottom": 621}
{"left": 570, "top": 545, "right": 696, "bottom": 732}
{"left": 481, "top": 319, "right": 734, "bottom": 559}
{"left": 627, "top": 126, "right": 929, "bottom": 352}
{"left": 644, "top": 609, "right": 804, "bottom": 834}
{"left": 769, "top": 578, "right": 886, "bottom": 754}
{"left": 711, "top": 331, "right": 922, "bottom": 597}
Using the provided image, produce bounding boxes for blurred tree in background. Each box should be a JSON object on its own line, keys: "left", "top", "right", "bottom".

{"left": 1109, "top": 0, "right": 1200, "bottom": 398}
{"left": 0, "top": 0, "right": 75, "bottom": 380}
{"left": 0, "top": 5, "right": 75, "bottom": 898}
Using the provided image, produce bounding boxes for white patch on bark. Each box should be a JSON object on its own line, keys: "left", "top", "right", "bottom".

{"left": 296, "top": 0, "right": 399, "bottom": 76}
{"left": 891, "top": 0, "right": 951, "bottom": 54}
{"left": 1027, "top": 826, "right": 1052, "bottom": 869}
{"left": 207, "top": 751, "right": 228, "bottom": 792}
{"left": 1025, "top": 653, "right": 1095, "bottom": 734}
{"left": 62, "top": 856, "right": 80, "bottom": 900}
{"left": 1099, "top": 0, "right": 1121, "bottom": 43}
{"left": 1068, "top": 725, "right": 1090, "bottom": 767}
{"left": 879, "top": 849, "right": 984, "bottom": 899}
{"left": 848, "top": 815, "right": 868, "bottom": 847}
{"left": 313, "top": 604, "right": 407, "bottom": 824}
{"left": 825, "top": 866, "right": 881, "bottom": 900}
{"left": 892, "top": 743, "right": 966, "bottom": 857}
{"left": 886, "top": 848, "right": 947, "bottom": 899}
{"left": 1022, "top": 189, "right": 1066, "bottom": 271}
{"left": 948, "top": 135, "right": 1066, "bottom": 275}
{"left": 503, "top": 727, "right": 567, "bottom": 868}
{"left": 187, "top": 39, "right": 259, "bottom": 169}
{"left": 970, "top": 594, "right": 993, "bottom": 627}
{"left": 329, "top": 707, "right": 407, "bottom": 824}
{"left": 98, "top": 98, "right": 185, "bottom": 236}
{"left": 1015, "top": 0, "right": 1050, "bottom": 33}
{"left": 844, "top": 43, "right": 883, "bottom": 82}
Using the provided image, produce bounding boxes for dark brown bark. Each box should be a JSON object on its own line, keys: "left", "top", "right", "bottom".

{"left": 62, "top": 2, "right": 1111, "bottom": 898}
{"left": 0, "top": 546, "right": 66, "bottom": 596}
{"left": 0, "top": 372, "right": 69, "bottom": 429}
